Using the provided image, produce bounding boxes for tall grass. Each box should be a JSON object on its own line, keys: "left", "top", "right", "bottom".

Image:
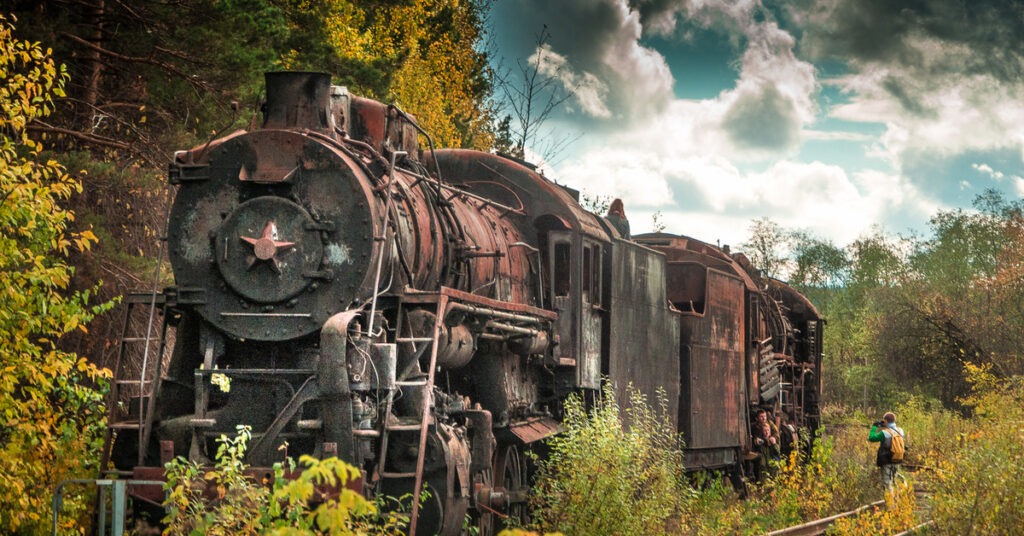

{"left": 680, "top": 429, "right": 891, "bottom": 535}
{"left": 929, "top": 364, "right": 1024, "bottom": 535}
{"left": 529, "top": 383, "right": 690, "bottom": 536}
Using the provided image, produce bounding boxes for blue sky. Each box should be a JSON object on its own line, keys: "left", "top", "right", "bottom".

{"left": 488, "top": 0, "right": 1024, "bottom": 252}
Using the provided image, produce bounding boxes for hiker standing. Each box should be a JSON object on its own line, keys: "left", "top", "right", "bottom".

{"left": 868, "top": 411, "right": 906, "bottom": 492}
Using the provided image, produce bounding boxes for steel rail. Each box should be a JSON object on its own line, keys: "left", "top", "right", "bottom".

{"left": 764, "top": 500, "right": 885, "bottom": 536}
{"left": 765, "top": 487, "right": 932, "bottom": 536}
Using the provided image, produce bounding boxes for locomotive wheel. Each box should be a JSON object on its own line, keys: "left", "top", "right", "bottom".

{"left": 493, "top": 445, "right": 529, "bottom": 528}
{"left": 475, "top": 468, "right": 495, "bottom": 535}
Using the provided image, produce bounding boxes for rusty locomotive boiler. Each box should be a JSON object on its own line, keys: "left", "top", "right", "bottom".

{"left": 103, "top": 72, "right": 822, "bottom": 534}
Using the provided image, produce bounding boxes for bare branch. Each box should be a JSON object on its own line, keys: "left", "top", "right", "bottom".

{"left": 27, "top": 122, "right": 130, "bottom": 151}
{"left": 493, "top": 26, "right": 581, "bottom": 164}
{"left": 60, "top": 31, "right": 214, "bottom": 95}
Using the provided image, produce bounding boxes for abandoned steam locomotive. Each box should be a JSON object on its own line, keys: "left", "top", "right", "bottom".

{"left": 103, "top": 72, "right": 822, "bottom": 534}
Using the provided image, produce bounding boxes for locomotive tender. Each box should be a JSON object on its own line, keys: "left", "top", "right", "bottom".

{"left": 104, "top": 72, "right": 822, "bottom": 534}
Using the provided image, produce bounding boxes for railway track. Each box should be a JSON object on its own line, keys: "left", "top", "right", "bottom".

{"left": 764, "top": 489, "right": 933, "bottom": 536}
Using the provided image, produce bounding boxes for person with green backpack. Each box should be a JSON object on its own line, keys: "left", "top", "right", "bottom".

{"left": 868, "top": 412, "right": 907, "bottom": 492}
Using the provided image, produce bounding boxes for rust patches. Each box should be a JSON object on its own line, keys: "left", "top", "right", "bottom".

{"left": 508, "top": 417, "right": 561, "bottom": 443}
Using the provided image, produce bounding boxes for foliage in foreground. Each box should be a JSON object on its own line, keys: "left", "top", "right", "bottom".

{"left": 529, "top": 384, "right": 689, "bottom": 536}
{"left": 167, "top": 370, "right": 1024, "bottom": 535}
{"left": 0, "top": 14, "right": 113, "bottom": 534}
{"left": 163, "top": 426, "right": 406, "bottom": 535}
{"left": 522, "top": 379, "right": 908, "bottom": 536}
{"left": 929, "top": 364, "right": 1024, "bottom": 535}
{"left": 827, "top": 482, "right": 919, "bottom": 536}
{"left": 680, "top": 430, "right": 897, "bottom": 536}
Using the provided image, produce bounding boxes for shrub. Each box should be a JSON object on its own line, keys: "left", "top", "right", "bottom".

{"left": 0, "top": 14, "right": 113, "bottom": 534}
{"left": 529, "top": 383, "right": 689, "bottom": 536}
{"left": 929, "top": 364, "right": 1024, "bottom": 534}
{"left": 828, "top": 481, "right": 918, "bottom": 536}
{"left": 163, "top": 426, "right": 407, "bottom": 535}
{"left": 892, "top": 394, "right": 964, "bottom": 468}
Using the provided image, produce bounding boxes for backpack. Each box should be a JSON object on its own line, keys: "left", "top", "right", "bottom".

{"left": 887, "top": 428, "right": 906, "bottom": 464}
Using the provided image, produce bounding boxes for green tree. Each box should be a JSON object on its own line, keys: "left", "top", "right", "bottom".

{"left": 789, "top": 231, "right": 849, "bottom": 290}
{"left": 788, "top": 231, "right": 849, "bottom": 321}
{"left": 0, "top": 15, "right": 112, "bottom": 533}
{"left": 742, "top": 217, "right": 790, "bottom": 279}
{"left": 827, "top": 230, "right": 909, "bottom": 407}
{"left": 878, "top": 192, "right": 1024, "bottom": 404}
{"left": 270, "top": 0, "right": 495, "bottom": 149}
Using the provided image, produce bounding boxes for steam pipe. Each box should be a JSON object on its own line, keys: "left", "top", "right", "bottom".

{"left": 448, "top": 302, "right": 545, "bottom": 325}
{"left": 319, "top": 310, "right": 360, "bottom": 464}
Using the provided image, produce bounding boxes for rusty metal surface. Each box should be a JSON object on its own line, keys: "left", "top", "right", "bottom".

{"left": 608, "top": 239, "right": 680, "bottom": 427}
{"left": 429, "top": 149, "right": 609, "bottom": 241}
{"left": 683, "top": 447, "right": 738, "bottom": 470}
{"left": 349, "top": 96, "right": 388, "bottom": 149}
{"left": 429, "top": 149, "right": 623, "bottom": 392}
{"left": 347, "top": 97, "right": 420, "bottom": 161}
{"left": 552, "top": 294, "right": 576, "bottom": 365}
{"left": 508, "top": 417, "right": 561, "bottom": 443}
{"left": 167, "top": 129, "right": 381, "bottom": 341}
{"left": 634, "top": 232, "right": 759, "bottom": 293}
{"left": 262, "top": 72, "right": 333, "bottom": 131}
{"left": 406, "top": 287, "right": 557, "bottom": 320}
{"left": 641, "top": 230, "right": 825, "bottom": 444}
{"left": 767, "top": 278, "right": 822, "bottom": 320}
{"left": 679, "top": 268, "right": 746, "bottom": 451}
{"left": 579, "top": 299, "right": 602, "bottom": 389}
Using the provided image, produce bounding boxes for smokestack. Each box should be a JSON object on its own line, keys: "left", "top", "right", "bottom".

{"left": 262, "top": 72, "right": 332, "bottom": 131}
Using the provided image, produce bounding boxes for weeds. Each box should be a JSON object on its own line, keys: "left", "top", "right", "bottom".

{"left": 165, "top": 367, "right": 1024, "bottom": 535}
{"left": 828, "top": 482, "right": 918, "bottom": 535}
{"left": 163, "top": 426, "right": 407, "bottom": 535}
{"left": 929, "top": 364, "right": 1024, "bottom": 535}
{"left": 529, "top": 383, "right": 689, "bottom": 536}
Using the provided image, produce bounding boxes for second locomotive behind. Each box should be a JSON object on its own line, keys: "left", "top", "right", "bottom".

{"left": 105, "top": 72, "right": 822, "bottom": 534}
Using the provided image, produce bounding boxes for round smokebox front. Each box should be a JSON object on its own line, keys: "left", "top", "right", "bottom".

{"left": 216, "top": 197, "right": 323, "bottom": 304}
{"left": 167, "top": 129, "right": 378, "bottom": 342}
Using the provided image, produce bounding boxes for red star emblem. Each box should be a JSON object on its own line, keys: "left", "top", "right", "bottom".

{"left": 240, "top": 222, "right": 295, "bottom": 273}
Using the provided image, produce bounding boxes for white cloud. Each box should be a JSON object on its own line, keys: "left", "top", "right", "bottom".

{"left": 545, "top": 0, "right": 904, "bottom": 248}
{"left": 972, "top": 162, "right": 1006, "bottom": 180}
{"left": 494, "top": 0, "right": 1003, "bottom": 249}
{"left": 803, "top": 129, "right": 874, "bottom": 142}
{"left": 599, "top": 1, "right": 675, "bottom": 118}
{"left": 693, "top": 7, "right": 819, "bottom": 156}
{"left": 530, "top": 44, "right": 612, "bottom": 118}
{"left": 801, "top": 2, "right": 1024, "bottom": 185}
{"left": 555, "top": 120, "right": 933, "bottom": 247}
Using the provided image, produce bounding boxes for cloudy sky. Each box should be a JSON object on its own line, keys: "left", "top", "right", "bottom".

{"left": 488, "top": 0, "right": 1024, "bottom": 250}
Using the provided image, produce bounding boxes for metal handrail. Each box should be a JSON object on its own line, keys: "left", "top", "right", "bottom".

{"left": 367, "top": 150, "right": 407, "bottom": 339}
{"left": 52, "top": 478, "right": 164, "bottom": 536}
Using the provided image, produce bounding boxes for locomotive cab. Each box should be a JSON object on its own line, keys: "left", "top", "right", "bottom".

{"left": 544, "top": 228, "right": 604, "bottom": 389}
